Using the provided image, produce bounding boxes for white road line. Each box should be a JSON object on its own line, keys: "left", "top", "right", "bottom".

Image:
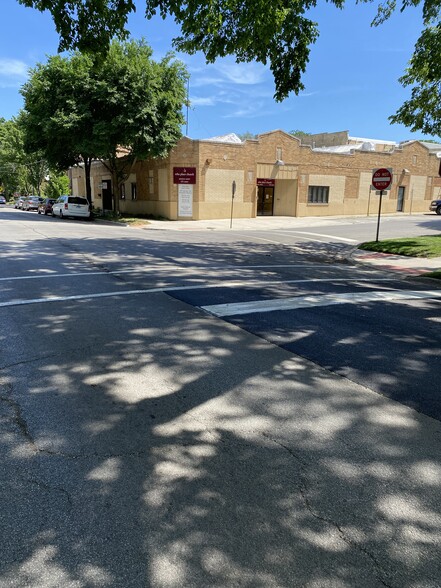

{"left": 242, "top": 231, "right": 357, "bottom": 244}
{"left": 242, "top": 234, "right": 322, "bottom": 245}
{"left": 269, "top": 230, "right": 358, "bottom": 243}
{"left": 0, "top": 263, "right": 358, "bottom": 283}
{"left": 201, "top": 290, "right": 441, "bottom": 317}
{"left": 0, "top": 285, "right": 192, "bottom": 308}
{"left": 0, "top": 269, "right": 142, "bottom": 281}
{"left": 0, "top": 278, "right": 397, "bottom": 309}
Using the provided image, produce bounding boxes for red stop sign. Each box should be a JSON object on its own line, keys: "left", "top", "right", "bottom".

{"left": 372, "top": 168, "right": 392, "bottom": 190}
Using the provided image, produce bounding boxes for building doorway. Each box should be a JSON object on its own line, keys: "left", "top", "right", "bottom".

{"left": 397, "top": 186, "right": 405, "bottom": 212}
{"left": 257, "top": 186, "right": 274, "bottom": 216}
{"left": 102, "top": 180, "right": 112, "bottom": 211}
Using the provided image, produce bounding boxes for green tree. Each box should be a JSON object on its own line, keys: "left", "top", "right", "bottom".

{"left": 289, "top": 130, "right": 311, "bottom": 139}
{"left": 389, "top": 26, "right": 441, "bottom": 137}
{"left": 18, "top": 0, "right": 440, "bottom": 102}
{"left": 20, "top": 51, "right": 101, "bottom": 205}
{"left": 16, "top": 0, "right": 324, "bottom": 101}
{"left": 238, "top": 132, "right": 258, "bottom": 140}
{"left": 20, "top": 39, "right": 188, "bottom": 211}
{"left": 0, "top": 117, "right": 48, "bottom": 196}
{"left": 94, "top": 40, "right": 188, "bottom": 212}
{"left": 44, "top": 172, "right": 70, "bottom": 199}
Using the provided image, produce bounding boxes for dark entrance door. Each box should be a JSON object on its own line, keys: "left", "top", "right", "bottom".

{"left": 257, "top": 186, "right": 274, "bottom": 216}
{"left": 102, "top": 180, "right": 112, "bottom": 211}
{"left": 397, "top": 186, "right": 405, "bottom": 212}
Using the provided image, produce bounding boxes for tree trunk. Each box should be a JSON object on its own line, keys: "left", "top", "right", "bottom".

{"left": 112, "top": 168, "right": 120, "bottom": 214}
{"left": 84, "top": 157, "right": 92, "bottom": 210}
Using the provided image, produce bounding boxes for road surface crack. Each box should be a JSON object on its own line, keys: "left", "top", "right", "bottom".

{"left": 0, "top": 394, "right": 38, "bottom": 452}
{"left": 262, "top": 432, "right": 394, "bottom": 588}
{"left": 27, "top": 478, "right": 73, "bottom": 508}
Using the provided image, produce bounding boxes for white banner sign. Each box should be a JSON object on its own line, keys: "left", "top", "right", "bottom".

{"left": 178, "top": 184, "right": 193, "bottom": 217}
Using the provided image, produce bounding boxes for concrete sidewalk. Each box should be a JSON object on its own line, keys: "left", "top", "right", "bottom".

{"left": 144, "top": 212, "right": 441, "bottom": 233}
{"left": 145, "top": 214, "right": 441, "bottom": 276}
{"left": 350, "top": 249, "right": 441, "bottom": 276}
{"left": 145, "top": 213, "right": 417, "bottom": 232}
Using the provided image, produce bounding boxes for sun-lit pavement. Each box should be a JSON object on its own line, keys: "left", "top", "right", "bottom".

{"left": 143, "top": 214, "right": 398, "bottom": 231}
{"left": 143, "top": 213, "right": 441, "bottom": 275}
{"left": 0, "top": 208, "right": 440, "bottom": 587}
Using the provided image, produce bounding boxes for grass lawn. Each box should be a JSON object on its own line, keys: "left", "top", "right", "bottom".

{"left": 359, "top": 235, "right": 441, "bottom": 258}
{"left": 93, "top": 211, "right": 168, "bottom": 226}
{"left": 425, "top": 270, "right": 441, "bottom": 279}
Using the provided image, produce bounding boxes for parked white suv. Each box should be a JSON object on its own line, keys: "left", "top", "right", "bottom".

{"left": 52, "top": 196, "right": 90, "bottom": 219}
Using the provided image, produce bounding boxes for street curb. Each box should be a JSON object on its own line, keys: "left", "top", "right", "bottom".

{"left": 347, "top": 247, "right": 441, "bottom": 279}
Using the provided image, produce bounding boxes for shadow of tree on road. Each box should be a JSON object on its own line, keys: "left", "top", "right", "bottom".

{"left": 0, "top": 228, "right": 440, "bottom": 587}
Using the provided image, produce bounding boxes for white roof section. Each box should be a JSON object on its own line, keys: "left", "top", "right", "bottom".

{"left": 349, "top": 135, "right": 398, "bottom": 146}
{"left": 418, "top": 141, "right": 441, "bottom": 151}
{"left": 313, "top": 142, "right": 378, "bottom": 154}
{"left": 202, "top": 133, "right": 243, "bottom": 144}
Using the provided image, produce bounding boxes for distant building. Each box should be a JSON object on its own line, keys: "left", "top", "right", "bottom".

{"left": 70, "top": 130, "right": 441, "bottom": 220}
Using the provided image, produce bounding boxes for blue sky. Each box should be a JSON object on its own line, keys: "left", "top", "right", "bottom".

{"left": 0, "top": 0, "right": 432, "bottom": 142}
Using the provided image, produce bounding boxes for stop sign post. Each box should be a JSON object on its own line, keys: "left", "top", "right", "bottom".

{"left": 230, "top": 180, "right": 236, "bottom": 229}
{"left": 372, "top": 168, "right": 393, "bottom": 242}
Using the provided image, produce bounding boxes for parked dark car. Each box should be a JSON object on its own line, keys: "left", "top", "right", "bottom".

{"left": 14, "top": 196, "right": 25, "bottom": 209}
{"left": 23, "top": 196, "right": 44, "bottom": 211}
{"left": 430, "top": 199, "right": 441, "bottom": 215}
{"left": 0, "top": 195, "right": 6, "bottom": 205}
{"left": 38, "top": 198, "right": 56, "bottom": 215}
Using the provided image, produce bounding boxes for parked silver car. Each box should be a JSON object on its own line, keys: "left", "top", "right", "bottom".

{"left": 23, "top": 196, "right": 44, "bottom": 211}
{"left": 52, "top": 195, "right": 90, "bottom": 219}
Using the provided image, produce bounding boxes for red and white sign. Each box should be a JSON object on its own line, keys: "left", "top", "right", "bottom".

{"left": 372, "top": 168, "right": 393, "bottom": 191}
{"left": 257, "top": 178, "right": 275, "bottom": 187}
{"left": 173, "top": 167, "right": 196, "bottom": 185}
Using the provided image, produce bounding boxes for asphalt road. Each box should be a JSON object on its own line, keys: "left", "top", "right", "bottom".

{"left": 1, "top": 207, "right": 441, "bottom": 588}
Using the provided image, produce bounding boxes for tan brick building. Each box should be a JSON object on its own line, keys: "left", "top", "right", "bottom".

{"left": 70, "top": 130, "right": 441, "bottom": 220}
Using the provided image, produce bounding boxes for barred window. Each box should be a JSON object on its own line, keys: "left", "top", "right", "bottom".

{"left": 308, "top": 185, "right": 329, "bottom": 204}
{"left": 131, "top": 183, "right": 137, "bottom": 200}
{"left": 120, "top": 183, "right": 125, "bottom": 200}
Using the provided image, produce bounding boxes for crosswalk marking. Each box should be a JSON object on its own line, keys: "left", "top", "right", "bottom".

{"left": 201, "top": 290, "right": 441, "bottom": 317}
{"left": 0, "top": 278, "right": 396, "bottom": 309}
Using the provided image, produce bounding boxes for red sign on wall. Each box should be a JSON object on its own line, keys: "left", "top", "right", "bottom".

{"left": 257, "top": 178, "right": 275, "bottom": 187}
{"left": 173, "top": 167, "right": 196, "bottom": 184}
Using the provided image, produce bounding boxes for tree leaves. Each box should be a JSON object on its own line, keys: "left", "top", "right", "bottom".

{"left": 17, "top": 0, "right": 335, "bottom": 100}
{"left": 18, "top": 0, "right": 441, "bottom": 106}
{"left": 20, "top": 39, "right": 188, "bottom": 204}
{"left": 390, "top": 24, "right": 441, "bottom": 137}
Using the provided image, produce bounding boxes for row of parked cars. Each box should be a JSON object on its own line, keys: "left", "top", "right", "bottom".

{"left": 14, "top": 195, "right": 48, "bottom": 212}
{"left": 13, "top": 195, "right": 91, "bottom": 219}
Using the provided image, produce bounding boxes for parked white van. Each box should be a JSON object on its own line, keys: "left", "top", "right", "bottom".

{"left": 52, "top": 196, "right": 90, "bottom": 219}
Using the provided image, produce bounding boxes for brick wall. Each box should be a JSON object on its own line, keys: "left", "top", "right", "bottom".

{"left": 73, "top": 131, "right": 441, "bottom": 219}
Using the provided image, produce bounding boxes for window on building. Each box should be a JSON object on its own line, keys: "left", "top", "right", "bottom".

{"left": 131, "top": 183, "right": 137, "bottom": 200}
{"left": 120, "top": 183, "right": 125, "bottom": 199}
{"left": 276, "top": 147, "right": 283, "bottom": 161}
{"left": 308, "top": 185, "right": 329, "bottom": 204}
{"left": 148, "top": 175, "right": 154, "bottom": 194}
{"left": 413, "top": 155, "right": 418, "bottom": 165}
